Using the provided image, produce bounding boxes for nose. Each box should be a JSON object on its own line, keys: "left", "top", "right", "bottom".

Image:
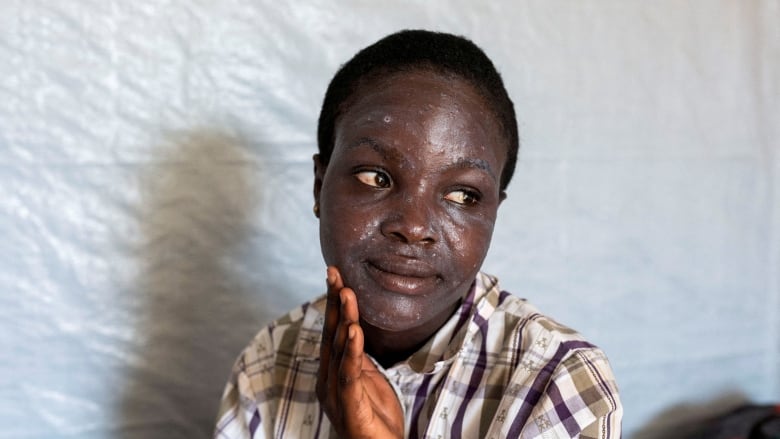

{"left": 380, "top": 194, "right": 437, "bottom": 245}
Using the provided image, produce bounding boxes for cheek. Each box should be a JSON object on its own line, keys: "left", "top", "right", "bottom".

{"left": 319, "top": 198, "right": 382, "bottom": 262}
{"left": 441, "top": 212, "right": 496, "bottom": 269}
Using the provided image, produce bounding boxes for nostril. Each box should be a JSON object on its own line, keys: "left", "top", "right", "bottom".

{"left": 384, "top": 224, "right": 436, "bottom": 245}
{"left": 389, "top": 231, "right": 408, "bottom": 243}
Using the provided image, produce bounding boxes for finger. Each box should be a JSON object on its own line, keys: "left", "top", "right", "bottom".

{"left": 317, "top": 266, "right": 343, "bottom": 402}
{"left": 340, "top": 286, "right": 360, "bottom": 325}
{"left": 339, "top": 323, "right": 377, "bottom": 434}
{"left": 328, "top": 265, "right": 345, "bottom": 290}
{"left": 330, "top": 288, "right": 353, "bottom": 378}
{"left": 323, "top": 293, "right": 346, "bottom": 417}
{"left": 322, "top": 267, "right": 344, "bottom": 354}
{"left": 339, "top": 322, "right": 369, "bottom": 419}
{"left": 333, "top": 287, "right": 361, "bottom": 402}
{"left": 323, "top": 267, "right": 343, "bottom": 342}
{"left": 340, "top": 322, "right": 364, "bottom": 385}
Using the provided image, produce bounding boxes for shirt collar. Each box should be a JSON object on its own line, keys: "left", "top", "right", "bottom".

{"left": 396, "top": 272, "right": 500, "bottom": 374}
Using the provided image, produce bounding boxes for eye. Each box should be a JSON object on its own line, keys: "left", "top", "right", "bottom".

{"left": 444, "top": 189, "right": 481, "bottom": 206}
{"left": 354, "top": 170, "right": 391, "bottom": 188}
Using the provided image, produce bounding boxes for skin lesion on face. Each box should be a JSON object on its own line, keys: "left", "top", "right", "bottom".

{"left": 314, "top": 70, "right": 508, "bottom": 365}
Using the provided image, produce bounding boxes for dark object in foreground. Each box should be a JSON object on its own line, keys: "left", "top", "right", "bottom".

{"left": 689, "top": 404, "right": 780, "bottom": 439}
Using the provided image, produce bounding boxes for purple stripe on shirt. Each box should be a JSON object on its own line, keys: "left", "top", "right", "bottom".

{"left": 510, "top": 314, "right": 543, "bottom": 371}
{"left": 547, "top": 381, "right": 580, "bottom": 437}
{"left": 248, "top": 410, "right": 261, "bottom": 436}
{"left": 450, "top": 312, "right": 490, "bottom": 438}
{"left": 506, "top": 340, "right": 594, "bottom": 437}
{"left": 410, "top": 282, "right": 483, "bottom": 438}
{"left": 498, "top": 290, "right": 512, "bottom": 305}
{"left": 412, "top": 283, "right": 477, "bottom": 438}
{"left": 409, "top": 373, "right": 436, "bottom": 439}
{"left": 276, "top": 361, "right": 301, "bottom": 437}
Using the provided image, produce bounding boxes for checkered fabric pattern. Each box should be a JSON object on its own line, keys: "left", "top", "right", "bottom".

{"left": 214, "top": 272, "right": 622, "bottom": 438}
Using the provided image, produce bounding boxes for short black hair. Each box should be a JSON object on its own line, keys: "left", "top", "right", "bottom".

{"left": 317, "top": 29, "right": 519, "bottom": 191}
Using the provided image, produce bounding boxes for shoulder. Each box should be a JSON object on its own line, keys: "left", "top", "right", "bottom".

{"left": 490, "top": 281, "right": 620, "bottom": 403}
{"left": 478, "top": 274, "right": 622, "bottom": 438}
{"left": 223, "top": 297, "right": 326, "bottom": 406}
{"left": 533, "top": 346, "right": 622, "bottom": 439}
{"left": 234, "top": 296, "right": 326, "bottom": 376}
{"left": 479, "top": 274, "right": 593, "bottom": 357}
{"left": 214, "top": 297, "right": 327, "bottom": 438}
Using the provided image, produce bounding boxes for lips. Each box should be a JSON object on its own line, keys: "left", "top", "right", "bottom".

{"left": 365, "top": 257, "right": 440, "bottom": 295}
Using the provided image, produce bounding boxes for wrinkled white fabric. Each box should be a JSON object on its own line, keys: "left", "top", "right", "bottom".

{"left": 0, "top": 1, "right": 777, "bottom": 438}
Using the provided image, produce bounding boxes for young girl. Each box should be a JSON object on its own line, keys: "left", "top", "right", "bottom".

{"left": 215, "top": 30, "right": 622, "bottom": 439}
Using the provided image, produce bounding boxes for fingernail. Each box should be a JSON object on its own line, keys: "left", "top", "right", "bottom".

{"left": 348, "top": 325, "right": 355, "bottom": 340}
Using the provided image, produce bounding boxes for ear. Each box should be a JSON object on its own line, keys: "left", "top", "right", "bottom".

{"left": 313, "top": 154, "right": 326, "bottom": 217}
{"left": 498, "top": 190, "right": 507, "bottom": 205}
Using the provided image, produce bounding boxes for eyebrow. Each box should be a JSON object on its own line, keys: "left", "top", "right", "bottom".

{"left": 346, "top": 137, "right": 408, "bottom": 164}
{"left": 452, "top": 157, "right": 497, "bottom": 180}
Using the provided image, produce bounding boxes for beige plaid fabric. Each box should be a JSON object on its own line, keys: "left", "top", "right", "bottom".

{"left": 214, "top": 272, "right": 622, "bottom": 438}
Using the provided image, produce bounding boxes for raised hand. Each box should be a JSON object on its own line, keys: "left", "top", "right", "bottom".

{"left": 316, "top": 266, "right": 404, "bottom": 439}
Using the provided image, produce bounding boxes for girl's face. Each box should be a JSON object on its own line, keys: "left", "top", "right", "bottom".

{"left": 315, "top": 70, "right": 507, "bottom": 335}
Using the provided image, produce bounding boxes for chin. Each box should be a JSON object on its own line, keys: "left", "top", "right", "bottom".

{"left": 336, "top": 258, "right": 472, "bottom": 333}
{"left": 353, "top": 289, "right": 424, "bottom": 330}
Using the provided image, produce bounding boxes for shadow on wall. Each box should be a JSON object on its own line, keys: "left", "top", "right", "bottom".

{"left": 631, "top": 391, "right": 751, "bottom": 439}
{"left": 117, "top": 130, "right": 267, "bottom": 438}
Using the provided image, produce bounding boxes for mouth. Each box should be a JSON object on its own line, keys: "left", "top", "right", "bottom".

{"left": 365, "top": 259, "right": 440, "bottom": 296}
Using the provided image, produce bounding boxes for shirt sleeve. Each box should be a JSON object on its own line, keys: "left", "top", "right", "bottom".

{"left": 525, "top": 348, "right": 623, "bottom": 439}
{"left": 490, "top": 344, "right": 622, "bottom": 439}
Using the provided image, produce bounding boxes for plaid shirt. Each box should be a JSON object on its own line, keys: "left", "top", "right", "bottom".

{"left": 214, "top": 272, "right": 622, "bottom": 438}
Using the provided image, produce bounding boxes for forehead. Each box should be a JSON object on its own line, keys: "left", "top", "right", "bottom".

{"left": 345, "top": 69, "right": 490, "bottom": 120}
{"left": 335, "top": 70, "right": 507, "bottom": 163}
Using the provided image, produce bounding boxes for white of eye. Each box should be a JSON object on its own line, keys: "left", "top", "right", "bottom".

{"left": 355, "top": 171, "right": 389, "bottom": 188}
{"left": 444, "top": 190, "right": 478, "bottom": 205}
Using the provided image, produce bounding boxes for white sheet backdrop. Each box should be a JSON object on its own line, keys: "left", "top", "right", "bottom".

{"left": 0, "top": 1, "right": 778, "bottom": 438}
